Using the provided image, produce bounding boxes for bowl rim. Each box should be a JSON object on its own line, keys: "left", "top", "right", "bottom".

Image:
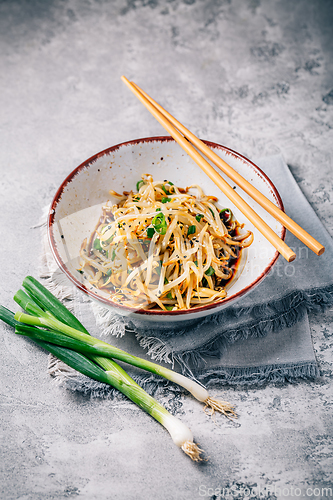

{"left": 48, "top": 136, "right": 285, "bottom": 316}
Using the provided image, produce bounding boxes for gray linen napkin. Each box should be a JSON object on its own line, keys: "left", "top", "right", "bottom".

{"left": 43, "top": 154, "right": 333, "bottom": 388}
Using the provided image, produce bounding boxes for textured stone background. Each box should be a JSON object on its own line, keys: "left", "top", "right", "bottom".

{"left": 0, "top": 1, "right": 332, "bottom": 499}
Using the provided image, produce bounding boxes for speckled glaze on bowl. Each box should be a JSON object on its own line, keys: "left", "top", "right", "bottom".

{"left": 48, "top": 136, "right": 285, "bottom": 325}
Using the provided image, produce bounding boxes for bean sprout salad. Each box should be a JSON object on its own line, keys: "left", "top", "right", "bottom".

{"left": 79, "top": 175, "right": 253, "bottom": 311}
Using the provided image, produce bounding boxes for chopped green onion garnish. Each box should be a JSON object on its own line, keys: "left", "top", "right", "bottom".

{"left": 136, "top": 180, "right": 144, "bottom": 191}
{"left": 111, "top": 248, "right": 116, "bottom": 261}
{"left": 208, "top": 207, "right": 215, "bottom": 219}
{"left": 201, "top": 277, "right": 208, "bottom": 287}
{"left": 220, "top": 208, "right": 233, "bottom": 223}
{"left": 152, "top": 213, "right": 167, "bottom": 235}
{"left": 162, "top": 197, "right": 171, "bottom": 203}
{"left": 195, "top": 214, "right": 204, "bottom": 222}
{"left": 205, "top": 266, "right": 215, "bottom": 276}
{"left": 93, "top": 238, "right": 103, "bottom": 251}
{"left": 187, "top": 225, "right": 196, "bottom": 236}
{"left": 147, "top": 227, "right": 155, "bottom": 238}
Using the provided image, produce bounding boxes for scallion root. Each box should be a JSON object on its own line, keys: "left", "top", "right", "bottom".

{"left": 181, "top": 441, "right": 204, "bottom": 462}
{"left": 204, "top": 397, "right": 237, "bottom": 420}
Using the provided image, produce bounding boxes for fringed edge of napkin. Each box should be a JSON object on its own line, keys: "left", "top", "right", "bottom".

{"left": 196, "top": 361, "right": 320, "bottom": 388}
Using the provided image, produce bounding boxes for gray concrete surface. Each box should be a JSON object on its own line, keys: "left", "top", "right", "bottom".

{"left": 0, "top": 1, "right": 332, "bottom": 499}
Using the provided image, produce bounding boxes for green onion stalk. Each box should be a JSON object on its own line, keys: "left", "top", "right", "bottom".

{"left": 14, "top": 278, "right": 236, "bottom": 419}
{"left": 0, "top": 304, "right": 203, "bottom": 461}
{"left": 15, "top": 310, "right": 235, "bottom": 418}
{"left": 14, "top": 276, "right": 237, "bottom": 418}
{"left": 0, "top": 276, "right": 237, "bottom": 457}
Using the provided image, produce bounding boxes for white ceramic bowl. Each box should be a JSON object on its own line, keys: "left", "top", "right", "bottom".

{"left": 48, "top": 136, "right": 285, "bottom": 325}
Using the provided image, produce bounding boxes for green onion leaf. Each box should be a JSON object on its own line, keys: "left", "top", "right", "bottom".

{"left": 195, "top": 214, "right": 204, "bottom": 222}
{"left": 152, "top": 213, "right": 167, "bottom": 235}
{"left": 205, "top": 266, "right": 215, "bottom": 276}
{"left": 162, "top": 197, "right": 171, "bottom": 203}
{"left": 187, "top": 225, "right": 196, "bottom": 236}
{"left": 111, "top": 248, "right": 116, "bottom": 261}
{"left": 93, "top": 238, "right": 103, "bottom": 251}
{"left": 147, "top": 227, "right": 155, "bottom": 238}
{"left": 220, "top": 208, "right": 233, "bottom": 223}
{"left": 0, "top": 305, "right": 19, "bottom": 328}
{"left": 201, "top": 277, "right": 208, "bottom": 287}
{"left": 22, "top": 276, "right": 89, "bottom": 334}
{"left": 208, "top": 207, "right": 215, "bottom": 219}
{"left": 136, "top": 180, "right": 144, "bottom": 191}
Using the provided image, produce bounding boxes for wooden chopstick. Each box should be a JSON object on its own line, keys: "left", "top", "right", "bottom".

{"left": 121, "top": 75, "right": 296, "bottom": 262}
{"left": 131, "top": 81, "right": 325, "bottom": 258}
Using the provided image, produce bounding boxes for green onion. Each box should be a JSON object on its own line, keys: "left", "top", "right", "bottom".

{"left": 2, "top": 277, "right": 237, "bottom": 443}
{"left": 0, "top": 306, "right": 204, "bottom": 461}
{"left": 195, "top": 214, "right": 204, "bottom": 222}
{"left": 147, "top": 227, "right": 155, "bottom": 238}
{"left": 136, "top": 180, "right": 144, "bottom": 191}
{"left": 93, "top": 238, "right": 103, "bottom": 251}
{"left": 13, "top": 309, "right": 235, "bottom": 419}
{"left": 208, "top": 207, "right": 215, "bottom": 219}
{"left": 162, "top": 197, "right": 171, "bottom": 203}
{"left": 219, "top": 208, "right": 233, "bottom": 223}
{"left": 201, "top": 277, "right": 208, "bottom": 288}
{"left": 23, "top": 334, "right": 203, "bottom": 460}
{"left": 152, "top": 213, "right": 167, "bottom": 235}
{"left": 111, "top": 248, "right": 116, "bottom": 261}
{"left": 0, "top": 305, "right": 19, "bottom": 328}
{"left": 187, "top": 225, "right": 196, "bottom": 236}
{"left": 205, "top": 266, "right": 215, "bottom": 276}
{"left": 14, "top": 289, "right": 45, "bottom": 316}
{"left": 21, "top": 276, "right": 89, "bottom": 333}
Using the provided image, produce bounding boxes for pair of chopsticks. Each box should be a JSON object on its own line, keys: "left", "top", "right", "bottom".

{"left": 121, "top": 76, "right": 325, "bottom": 262}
